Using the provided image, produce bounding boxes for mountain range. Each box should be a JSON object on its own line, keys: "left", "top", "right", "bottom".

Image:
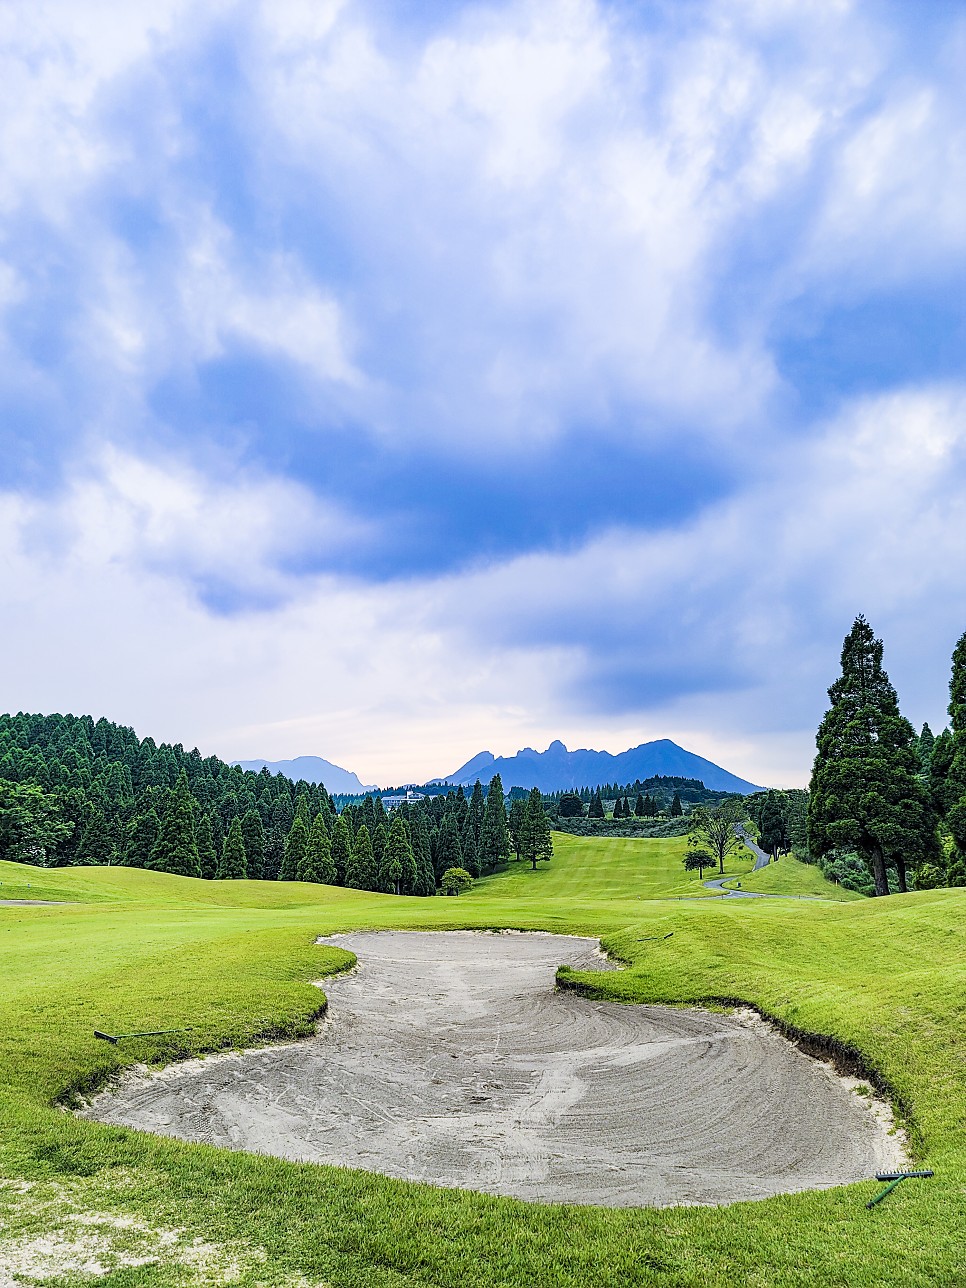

{"left": 231, "top": 755, "right": 377, "bottom": 795}
{"left": 439, "top": 739, "right": 760, "bottom": 795}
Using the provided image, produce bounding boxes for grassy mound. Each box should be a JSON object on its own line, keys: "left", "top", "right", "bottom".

{"left": 722, "top": 853, "right": 863, "bottom": 900}
{"left": 1, "top": 841, "right": 963, "bottom": 1287}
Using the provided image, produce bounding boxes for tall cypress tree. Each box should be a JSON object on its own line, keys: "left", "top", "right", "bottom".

{"left": 482, "top": 774, "right": 511, "bottom": 871}
{"left": 241, "top": 809, "right": 265, "bottom": 881}
{"left": 670, "top": 792, "right": 683, "bottom": 817}
{"left": 124, "top": 809, "right": 159, "bottom": 869}
{"left": 945, "top": 632, "right": 966, "bottom": 880}
{"left": 76, "top": 810, "right": 116, "bottom": 866}
{"left": 280, "top": 817, "right": 308, "bottom": 881}
{"left": 808, "top": 616, "right": 935, "bottom": 896}
{"left": 345, "top": 823, "right": 377, "bottom": 891}
{"left": 508, "top": 797, "right": 527, "bottom": 860}
{"left": 150, "top": 772, "right": 201, "bottom": 878}
{"left": 435, "top": 813, "right": 463, "bottom": 881}
{"left": 196, "top": 813, "right": 218, "bottom": 880}
{"left": 460, "top": 814, "right": 480, "bottom": 877}
{"left": 300, "top": 813, "right": 336, "bottom": 884}
{"left": 217, "top": 816, "right": 247, "bottom": 879}
{"left": 522, "top": 788, "right": 553, "bottom": 870}
{"left": 330, "top": 814, "right": 352, "bottom": 884}
{"left": 634, "top": 792, "right": 646, "bottom": 817}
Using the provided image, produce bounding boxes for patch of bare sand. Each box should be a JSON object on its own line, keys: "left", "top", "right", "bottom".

{"left": 80, "top": 930, "right": 906, "bottom": 1206}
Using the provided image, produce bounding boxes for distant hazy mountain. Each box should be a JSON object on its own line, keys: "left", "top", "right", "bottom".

{"left": 441, "top": 739, "right": 761, "bottom": 795}
{"left": 232, "top": 755, "right": 377, "bottom": 794}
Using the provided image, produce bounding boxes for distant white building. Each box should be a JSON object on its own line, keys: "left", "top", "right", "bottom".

{"left": 381, "top": 788, "right": 426, "bottom": 808}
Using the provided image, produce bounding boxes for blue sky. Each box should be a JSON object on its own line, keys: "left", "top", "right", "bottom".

{"left": 2, "top": 0, "right": 966, "bottom": 786}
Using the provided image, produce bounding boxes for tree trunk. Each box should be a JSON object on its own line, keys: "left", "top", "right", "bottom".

{"left": 894, "top": 853, "right": 908, "bottom": 894}
{"left": 870, "top": 846, "right": 890, "bottom": 897}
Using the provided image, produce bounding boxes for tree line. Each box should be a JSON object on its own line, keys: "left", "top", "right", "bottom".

{"left": 0, "top": 713, "right": 553, "bottom": 892}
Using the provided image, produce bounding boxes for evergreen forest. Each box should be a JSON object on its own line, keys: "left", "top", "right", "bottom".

{"left": 0, "top": 713, "right": 554, "bottom": 894}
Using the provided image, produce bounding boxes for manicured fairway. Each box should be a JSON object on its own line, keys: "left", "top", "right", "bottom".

{"left": 471, "top": 831, "right": 754, "bottom": 901}
{"left": 0, "top": 842, "right": 963, "bottom": 1287}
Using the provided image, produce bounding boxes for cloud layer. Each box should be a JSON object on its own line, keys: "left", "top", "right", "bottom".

{"left": 2, "top": 0, "right": 966, "bottom": 784}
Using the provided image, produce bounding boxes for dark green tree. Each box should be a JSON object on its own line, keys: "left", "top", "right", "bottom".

{"left": 634, "top": 792, "right": 646, "bottom": 817}
{"left": 280, "top": 816, "right": 307, "bottom": 881}
{"left": 670, "top": 792, "right": 683, "bottom": 817}
{"left": 558, "top": 793, "right": 583, "bottom": 818}
{"left": 76, "top": 810, "right": 117, "bottom": 866}
{"left": 917, "top": 722, "right": 935, "bottom": 776}
{"left": 588, "top": 789, "right": 604, "bottom": 819}
{"left": 460, "top": 814, "right": 480, "bottom": 877}
{"left": 330, "top": 814, "right": 352, "bottom": 884}
{"left": 521, "top": 788, "right": 553, "bottom": 870}
{"left": 758, "top": 791, "right": 789, "bottom": 858}
{"left": 345, "top": 823, "right": 377, "bottom": 891}
{"left": 217, "top": 816, "right": 247, "bottom": 879}
{"left": 149, "top": 773, "right": 201, "bottom": 877}
{"left": 241, "top": 810, "right": 265, "bottom": 881}
{"left": 482, "top": 774, "right": 511, "bottom": 870}
{"left": 124, "top": 809, "right": 160, "bottom": 869}
{"left": 434, "top": 813, "right": 463, "bottom": 881}
{"left": 808, "top": 616, "right": 935, "bottom": 896}
{"left": 508, "top": 796, "right": 527, "bottom": 858}
{"left": 196, "top": 813, "right": 218, "bottom": 880}
{"left": 299, "top": 814, "right": 334, "bottom": 884}
{"left": 683, "top": 849, "right": 715, "bottom": 879}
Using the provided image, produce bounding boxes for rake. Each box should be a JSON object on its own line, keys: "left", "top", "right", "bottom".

{"left": 866, "top": 1170, "right": 934, "bottom": 1208}
{"left": 93, "top": 1029, "right": 187, "bottom": 1045}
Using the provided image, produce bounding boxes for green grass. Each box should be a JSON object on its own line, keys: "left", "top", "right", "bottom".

{"left": 472, "top": 832, "right": 755, "bottom": 901}
{"left": 722, "top": 854, "right": 863, "bottom": 900}
{"left": 0, "top": 841, "right": 964, "bottom": 1287}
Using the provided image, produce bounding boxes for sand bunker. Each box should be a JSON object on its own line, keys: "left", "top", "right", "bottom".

{"left": 81, "top": 931, "right": 905, "bottom": 1206}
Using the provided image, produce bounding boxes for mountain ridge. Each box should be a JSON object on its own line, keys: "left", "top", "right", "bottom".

{"left": 440, "top": 739, "right": 761, "bottom": 795}
{"left": 231, "top": 755, "right": 377, "bottom": 794}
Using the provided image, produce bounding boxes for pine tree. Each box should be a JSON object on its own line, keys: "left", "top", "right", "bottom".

{"left": 758, "top": 791, "right": 789, "bottom": 858}
{"left": 196, "top": 813, "right": 218, "bottom": 880}
{"left": 588, "top": 789, "right": 604, "bottom": 819}
{"left": 946, "top": 632, "right": 966, "bottom": 865}
{"left": 522, "top": 788, "right": 553, "bottom": 870}
{"left": 481, "top": 774, "right": 511, "bottom": 871}
{"left": 460, "top": 814, "right": 480, "bottom": 877}
{"left": 150, "top": 772, "right": 201, "bottom": 877}
{"left": 508, "top": 797, "right": 527, "bottom": 859}
{"left": 241, "top": 810, "right": 265, "bottom": 881}
{"left": 345, "top": 824, "right": 377, "bottom": 890}
{"left": 372, "top": 822, "right": 388, "bottom": 870}
{"left": 76, "top": 810, "right": 116, "bottom": 866}
{"left": 262, "top": 828, "right": 284, "bottom": 881}
{"left": 330, "top": 814, "right": 352, "bottom": 884}
{"left": 808, "top": 616, "right": 936, "bottom": 896}
{"left": 435, "top": 813, "right": 463, "bottom": 881}
{"left": 917, "top": 722, "right": 935, "bottom": 776}
{"left": 670, "top": 792, "right": 683, "bottom": 817}
{"left": 280, "top": 817, "right": 308, "bottom": 881}
{"left": 298, "top": 814, "right": 334, "bottom": 884}
{"left": 217, "top": 816, "right": 247, "bottom": 879}
{"left": 124, "top": 809, "right": 159, "bottom": 869}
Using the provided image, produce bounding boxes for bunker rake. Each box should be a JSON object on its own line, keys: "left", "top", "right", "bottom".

{"left": 94, "top": 1028, "right": 187, "bottom": 1045}
{"left": 866, "top": 1170, "right": 934, "bottom": 1208}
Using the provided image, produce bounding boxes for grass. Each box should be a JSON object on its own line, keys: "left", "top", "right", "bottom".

{"left": 722, "top": 854, "right": 863, "bottom": 900}
{"left": 0, "top": 839, "right": 964, "bottom": 1287}
{"left": 472, "top": 831, "right": 755, "bottom": 901}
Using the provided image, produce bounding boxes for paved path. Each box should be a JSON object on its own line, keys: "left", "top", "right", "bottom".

{"left": 698, "top": 829, "right": 826, "bottom": 901}
{"left": 0, "top": 899, "right": 66, "bottom": 906}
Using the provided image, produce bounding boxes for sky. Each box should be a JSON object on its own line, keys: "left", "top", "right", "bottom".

{"left": 2, "top": 0, "right": 966, "bottom": 788}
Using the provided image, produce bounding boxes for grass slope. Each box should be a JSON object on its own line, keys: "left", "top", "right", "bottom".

{"left": 0, "top": 842, "right": 964, "bottom": 1287}
{"left": 723, "top": 854, "right": 863, "bottom": 900}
